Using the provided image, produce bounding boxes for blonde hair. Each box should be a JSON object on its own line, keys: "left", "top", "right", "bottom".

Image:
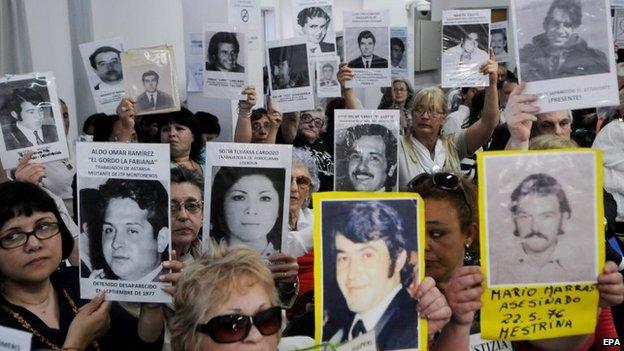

{"left": 170, "top": 241, "right": 280, "bottom": 351}
{"left": 412, "top": 86, "right": 448, "bottom": 116}
{"left": 529, "top": 134, "right": 578, "bottom": 150}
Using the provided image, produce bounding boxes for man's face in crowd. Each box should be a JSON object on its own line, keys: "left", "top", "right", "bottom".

{"left": 17, "top": 101, "right": 45, "bottom": 130}
{"left": 513, "top": 193, "right": 568, "bottom": 255}
{"left": 347, "top": 135, "right": 390, "bottom": 191}
{"left": 537, "top": 111, "right": 572, "bottom": 138}
{"left": 216, "top": 42, "right": 239, "bottom": 71}
{"left": 461, "top": 33, "right": 479, "bottom": 53}
{"left": 491, "top": 32, "right": 506, "bottom": 55}
{"left": 391, "top": 43, "right": 404, "bottom": 66}
{"left": 359, "top": 37, "right": 375, "bottom": 58}
{"left": 303, "top": 16, "right": 329, "bottom": 44}
{"left": 102, "top": 197, "right": 160, "bottom": 280}
{"left": 545, "top": 8, "right": 574, "bottom": 48}
{"left": 335, "top": 233, "right": 402, "bottom": 313}
{"left": 321, "top": 65, "right": 334, "bottom": 81}
{"left": 143, "top": 75, "right": 159, "bottom": 93}
{"left": 94, "top": 51, "right": 123, "bottom": 83}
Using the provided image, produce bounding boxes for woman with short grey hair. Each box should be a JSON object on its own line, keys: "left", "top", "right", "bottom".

{"left": 287, "top": 147, "right": 319, "bottom": 256}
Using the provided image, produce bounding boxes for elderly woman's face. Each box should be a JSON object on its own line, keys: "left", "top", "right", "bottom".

{"left": 392, "top": 81, "right": 408, "bottom": 104}
{"left": 199, "top": 277, "right": 279, "bottom": 351}
{"left": 298, "top": 110, "right": 324, "bottom": 142}
{"left": 412, "top": 102, "right": 445, "bottom": 140}
{"left": 161, "top": 123, "right": 194, "bottom": 158}
{"left": 225, "top": 175, "right": 280, "bottom": 242}
{"left": 171, "top": 182, "right": 203, "bottom": 249}
{"left": 289, "top": 165, "right": 312, "bottom": 213}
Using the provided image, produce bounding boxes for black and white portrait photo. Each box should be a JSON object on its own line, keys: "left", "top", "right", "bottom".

{"left": 121, "top": 46, "right": 180, "bottom": 116}
{"left": 79, "top": 38, "right": 125, "bottom": 115}
{"left": 316, "top": 57, "right": 341, "bottom": 98}
{"left": 390, "top": 36, "right": 407, "bottom": 70}
{"left": 482, "top": 151, "right": 599, "bottom": 287}
{"left": 516, "top": 0, "right": 611, "bottom": 82}
{"left": 268, "top": 43, "right": 310, "bottom": 91}
{"left": 0, "top": 73, "right": 68, "bottom": 170}
{"left": 490, "top": 21, "right": 509, "bottom": 62}
{"left": 336, "top": 31, "right": 345, "bottom": 62}
{"left": 205, "top": 31, "right": 245, "bottom": 73}
{"left": 295, "top": 3, "right": 336, "bottom": 55}
{"left": 346, "top": 28, "right": 389, "bottom": 69}
{"left": 335, "top": 124, "right": 398, "bottom": 192}
{"left": 79, "top": 178, "right": 170, "bottom": 283}
{"left": 209, "top": 166, "right": 286, "bottom": 258}
{"left": 320, "top": 198, "right": 420, "bottom": 350}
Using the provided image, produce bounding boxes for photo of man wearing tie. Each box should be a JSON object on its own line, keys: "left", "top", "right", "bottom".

{"left": 348, "top": 30, "right": 388, "bottom": 69}
{"left": 135, "top": 70, "right": 175, "bottom": 112}
{"left": 2, "top": 87, "right": 58, "bottom": 151}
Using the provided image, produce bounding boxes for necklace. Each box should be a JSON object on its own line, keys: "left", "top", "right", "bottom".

{"left": 1, "top": 289, "right": 100, "bottom": 351}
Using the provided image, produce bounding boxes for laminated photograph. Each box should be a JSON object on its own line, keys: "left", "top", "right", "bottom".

{"left": 293, "top": 0, "right": 337, "bottom": 58}
{"left": 314, "top": 192, "right": 427, "bottom": 350}
{"left": 203, "top": 24, "right": 248, "bottom": 100}
{"left": 344, "top": 10, "right": 391, "bottom": 88}
{"left": 121, "top": 45, "right": 181, "bottom": 116}
{"left": 203, "top": 142, "right": 292, "bottom": 258}
{"left": 441, "top": 9, "right": 491, "bottom": 88}
{"left": 390, "top": 27, "right": 410, "bottom": 80}
{"left": 77, "top": 142, "right": 172, "bottom": 303}
{"left": 491, "top": 21, "right": 510, "bottom": 63}
{"left": 513, "top": 0, "right": 618, "bottom": 112}
{"left": 316, "top": 56, "right": 341, "bottom": 98}
{"left": 0, "top": 73, "right": 69, "bottom": 170}
{"left": 267, "top": 38, "right": 315, "bottom": 113}
{"left": 334, "top": 109, "right": 400, "bottom": 192}
{"left": 79, "top": 37, "right": 126, "bottom": 114}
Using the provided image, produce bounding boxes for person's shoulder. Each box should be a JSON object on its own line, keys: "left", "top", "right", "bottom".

{"left": 348, "top": 56, "right": 363, "bottom": 67}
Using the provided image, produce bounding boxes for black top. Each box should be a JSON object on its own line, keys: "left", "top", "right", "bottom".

{"left": 0, "top": 266, "right": 163, "bottom": 351}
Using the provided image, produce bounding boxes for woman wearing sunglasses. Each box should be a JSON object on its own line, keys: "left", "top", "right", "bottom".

{"left": 0, "top": 182, "right": 165, "bottom": 350}
{"left": 171, "top": 244, "right": 284, "bottom": 351}
{"left": 409, "top": 172, "right": 624, "bottom": 350}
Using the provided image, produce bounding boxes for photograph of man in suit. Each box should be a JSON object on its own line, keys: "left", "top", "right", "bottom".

{"left": 348, "top": 31, "right": 388, "bottom": 69}
{"left": 323, "top": 201, "right": 418, "bottom": 350}
{"left": 297, "top": 6, "right": 335, "bottom": 54}
{"left": 136, "top": 70, "right": 175, "bottom": 111}
{"left": 205, "top": 32, "right": 245, "bottom": 73}
{"left": 319, "top": 63, "right": 339, "bottom": 87}
{"left": 2, "top": 88, "right": 58, "bottom": 151}
{"left": 88, "top": 46, "right": 123, "bottom": 91}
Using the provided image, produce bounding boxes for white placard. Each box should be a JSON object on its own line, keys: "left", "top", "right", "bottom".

{"left": 470, "top": 333, "right": 513, "bottom": 351}
{"left": 513, "top": 0, "right": 618, "bottom": 112}
{"left": 293, "top": 0, "right": 337, "bottom": 59}
{"left": 228, "top": 0, "right": 261, "bottom": 50}
{"left": 316, "top": 56, "right": 341, "bottom": 98}
{"left": 267, "top": 37, "right": 315, "bottom": 113}
{"left": 491, "top": 21, "right": 510, "bottom": 63}
{"left": 344, "top": 10, "right": 391, "bottom": 88}
{"left": 203, "top": 142, "right": 292, "bottom": 258}
{"left": 77, "top": 142, "right": 172, "bottom": 303}
{"left": 0, "top": 326, "right": 31, "bottom": 351}
{"left": 334, "top": 109, "right": 400, "bottom": 192}
{"left": 0, "top": 73, "right": 69, "bottom": 170}
{"left": 203, "top": 24, "right": 249, "bottom": 100}
{"left": 441, "top": 9, "right": 491, "bottom": 88}
{"left": 79, "top": 37, "right": 126, "bottom": 115}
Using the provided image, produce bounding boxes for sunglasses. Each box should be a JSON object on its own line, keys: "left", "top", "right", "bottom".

{"left": 407, "top": 172, "right": 471, "bottom": 213}
{"left": 196, "top": 306, "right": 282, "bottom": 343}
{"left": 292, "top": 175, "right": 312, "bottom": 188}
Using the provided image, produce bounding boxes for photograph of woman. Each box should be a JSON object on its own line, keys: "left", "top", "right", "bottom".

{"left": 209, "top": 166, "right": 286, "bottom": 258}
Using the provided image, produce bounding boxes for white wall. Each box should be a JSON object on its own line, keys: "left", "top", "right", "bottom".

{"left": 24, "top": 0, "right": 77, "bottom": 141}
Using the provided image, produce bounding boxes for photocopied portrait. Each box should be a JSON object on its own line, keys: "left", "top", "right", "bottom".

{"left": 135, "top": 70, "right": 175, "bottom": 111}
{"left": 321, "top": 199, "right": 420, "bottom": 350}
{"left": 490, "top": 22, "right": 509, "bottom": 62}
{"left": 319, "top": 62, "right": 339, "bottom": 87}
{"left": 205, "top": 31, "right": 245, "bottom": 73}
{"left": 443, "top": 24, "right": 490, "bottom": 68}
{"left": 296, "top": 4, "right": 336, "bottom": 55}
{"left": 347, "top": 30, "right": 389, "bottom": 69}
{"left": 390, "top": 36, "right": 407, "bottom": 69}
{"left": 268, "top": 43, "right": 310, "bottom": 91}
{"left": 482, "top": 151, "right": 599, "bottom": 287}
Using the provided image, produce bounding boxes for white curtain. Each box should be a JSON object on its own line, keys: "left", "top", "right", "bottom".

{"left": 0, "top": 0, "right": 32, "bottom": 74}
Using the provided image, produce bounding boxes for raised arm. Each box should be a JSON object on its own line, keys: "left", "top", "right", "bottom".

{"left": 504, "top": 82, "right": 539, "bottom": 150}
{"left": 266, "top": 96, "right": 282, "bottom": 144}
{"left": 233, "top": 86, "right": 257, "bottom": 143}
{"left": 338, "top": 62, "right": 362, "bottom": 110}
{"left": 115, "top": 98, "right": 138, "bottom": 142}
{"left": 464, "top": 50, "right": 500, "bottom": 154}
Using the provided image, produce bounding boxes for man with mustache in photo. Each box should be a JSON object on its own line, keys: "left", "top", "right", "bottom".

{"left": 89, "top": 46, "right": 123, "bottom": 91}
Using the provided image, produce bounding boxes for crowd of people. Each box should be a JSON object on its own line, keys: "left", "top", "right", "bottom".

{"left": 2, "top": 3, "right": 624, "bottom": 351}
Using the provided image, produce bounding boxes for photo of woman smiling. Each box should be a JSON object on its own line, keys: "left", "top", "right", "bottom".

{"left": 209, "top": 166, "right": 286, "bottom": 258}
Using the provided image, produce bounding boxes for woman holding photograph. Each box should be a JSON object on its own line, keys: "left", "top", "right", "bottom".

{"left": 160, "top": 108, "right": 204, "bottom": 175}
{"left": 210, "top": 167, "right": 284, "bottom": 259}
{"left": 339, "top": 50, "right": 500, "bottom": 189}
{"left": 0, "top": 182, "right": 166, "bottom": 350}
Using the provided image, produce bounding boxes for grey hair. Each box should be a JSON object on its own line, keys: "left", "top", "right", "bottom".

{"left": 292, "top": 147, "right": 320, "bottom": 206}
{"left": 297, "top": 107, "right": 327, "bottom": 133}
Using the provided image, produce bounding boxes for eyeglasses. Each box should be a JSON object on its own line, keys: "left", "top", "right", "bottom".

{"left": 252, "top": 121, "right": 272, "bottom": 131}
{"left": 0, "top": 222, "right": 60, "bottom": 249}
{"left": 292, "top": 176, "right": 312, "bottom": 189}
{"left": 171, "top": 200, "right": 203, "bottom": 215}
{"left": 414, "top": 108, "right": 444, "bottom": 118}
{"left": 195, "top": 306, "right": 282, "bottom": 343}
{"left": 407, "top": 172, "right": 471, "bottom": 214}
{"left": 301, "top": 113, "right": 324, "bottom": 128}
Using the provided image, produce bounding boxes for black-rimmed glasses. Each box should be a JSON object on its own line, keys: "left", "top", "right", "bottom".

{"left": 0, "top": 222, "right": 60, "bottom": 249}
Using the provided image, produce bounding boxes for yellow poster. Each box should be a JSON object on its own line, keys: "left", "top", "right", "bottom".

{"left": 313, "top": 192, "right": 427, "bottom": 350}
{"left": 477, "top": 149, "right": 604, "bottom": 341}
